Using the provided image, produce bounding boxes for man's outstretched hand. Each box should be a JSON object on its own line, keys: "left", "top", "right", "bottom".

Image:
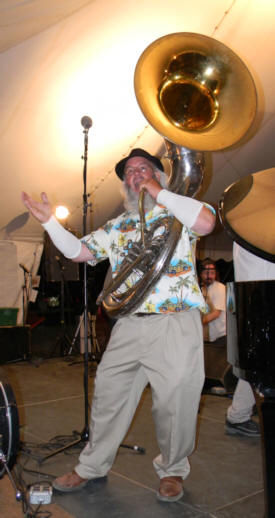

{"left": 21, "top": 191, "right": 52, "bottom": 223}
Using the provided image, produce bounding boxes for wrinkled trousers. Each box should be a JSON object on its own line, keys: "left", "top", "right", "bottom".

{"left": 227, "top": 379, "right": 255, "bottom": 423}
{"left": 75, "top": 310, "right": 204, "bottom": 480}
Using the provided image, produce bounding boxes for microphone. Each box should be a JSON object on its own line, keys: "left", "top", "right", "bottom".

{"left": 81, "top": 115, "right": 93, "bottom": 130}
{"left": 19, "top": 263, "right": 29, "bottom": 274}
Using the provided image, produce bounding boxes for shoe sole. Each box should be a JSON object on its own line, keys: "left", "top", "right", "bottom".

{"left": 156, "top": 489, "right": 184, "bottom": 502}
{"left": 52, "top": 480, "right": 89, "bottom": 492}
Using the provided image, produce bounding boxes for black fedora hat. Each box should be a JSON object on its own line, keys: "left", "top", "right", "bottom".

{"left": 115, "top": 148, "right": 164, "bottom": 180}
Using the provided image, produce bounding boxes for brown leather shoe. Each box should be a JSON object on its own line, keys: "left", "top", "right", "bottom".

{"left": 157, "top": 476, "right": 184, "bottom": 502}
{"left": 53, "top": 470, "right": 89, "bottom": 492}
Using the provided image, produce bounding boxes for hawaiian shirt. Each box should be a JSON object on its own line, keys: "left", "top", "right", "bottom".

{"left": 81, "top": 204, "right": 207, "bottom": 314}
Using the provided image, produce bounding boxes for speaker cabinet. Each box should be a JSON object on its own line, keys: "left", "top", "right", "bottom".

{"left": 0, "top": 326, "right": 31, "bottom": 363}
{"left": 204, "top": 341, "right": 237, "bottom": 392}
{"left": 44, "top": 233, "right": 79, "bottom": 282}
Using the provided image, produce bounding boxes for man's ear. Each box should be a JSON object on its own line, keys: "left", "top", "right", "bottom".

{"left": 155, "top": 171, "right": 161, "bottom": 182}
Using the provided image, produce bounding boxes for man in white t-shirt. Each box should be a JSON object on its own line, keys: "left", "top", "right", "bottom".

{"left": 200, "top": 256, "right": 260, "bottom": 436}
{"left": 200, "top": 258, "right": 226, "bottom": 346}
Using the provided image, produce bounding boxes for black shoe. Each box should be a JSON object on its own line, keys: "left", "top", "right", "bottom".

{"left": 225, "top": 419, "right": 260, "bottom": 437}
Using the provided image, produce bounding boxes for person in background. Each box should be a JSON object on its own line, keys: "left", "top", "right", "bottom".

{"left": 200, "top": 258, "right": 226, "bottom": 346}
{"left": 22, "top": 148, "right": 215, "bottom": 503}
{"left": 200, "top": 256, "right": 260, "bottom": 436}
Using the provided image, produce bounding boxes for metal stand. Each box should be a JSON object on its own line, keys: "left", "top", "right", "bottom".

{"left": 66, "top": 312, "right": 86, "bottom": 357}
{"left": 40, "top": 116, "right": 144, "bottom": 464}
{"left": 20, "top": 264, "right": 31, "bottom": 325}
{"left": 0, "top": 440, "right": 22, "bottom": 502}
{"left": 41, "top": 117, "right": 92, "bottom": 466}
{"left": 67, "top": 312, "right": 102, "bottom": 364}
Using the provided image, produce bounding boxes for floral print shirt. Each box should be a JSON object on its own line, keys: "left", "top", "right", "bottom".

{"left": 81, "top": 204, "right": 208, "bottom": 314}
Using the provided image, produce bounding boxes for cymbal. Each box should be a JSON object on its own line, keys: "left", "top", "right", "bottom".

{"left": 219, "top": 167, "right": 275, "bottom": 262}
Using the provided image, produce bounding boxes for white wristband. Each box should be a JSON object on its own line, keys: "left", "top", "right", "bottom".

{"left": 157, "top": 189, "right": 203, "bottom": 229}
{"left": 42, "top": 216, "right": 82, "bottom": 259}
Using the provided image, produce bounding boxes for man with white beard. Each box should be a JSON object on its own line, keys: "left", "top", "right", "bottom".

{"left": 22, "top": 148, "right": 215, "bottom": 502}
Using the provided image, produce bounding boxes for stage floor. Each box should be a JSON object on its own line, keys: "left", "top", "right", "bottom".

{"left": 0, "top": 348, "right": 264, "bottom": 518}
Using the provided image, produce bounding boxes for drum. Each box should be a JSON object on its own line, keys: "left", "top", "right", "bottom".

{"left": 0, "top": 369, "right": 20, "bottom": 478}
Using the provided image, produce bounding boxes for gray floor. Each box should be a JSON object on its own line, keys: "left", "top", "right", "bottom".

{"left": 0, "top": 326, "right": 265, "bottom": 518}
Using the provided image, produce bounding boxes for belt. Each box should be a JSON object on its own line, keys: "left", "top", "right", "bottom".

{"left": 134, "top": 312, "right": 158, "bottom": 317}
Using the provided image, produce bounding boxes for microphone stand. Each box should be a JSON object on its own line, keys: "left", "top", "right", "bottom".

{"left": 40, "top": 116, "right": 92, "bottom": 462}
{"left": 79, "top": 117, "right": 91, "bottom": 443}
{"left": 40, "top": 116, "right": 145, "bottom": 463}
{"left": 19, "top": 264, "right": 31, "bottom": 325}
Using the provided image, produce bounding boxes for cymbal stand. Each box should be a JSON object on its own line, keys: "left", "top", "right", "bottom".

{"left": 0, "top": 436, "right": 22, "bottom": 502}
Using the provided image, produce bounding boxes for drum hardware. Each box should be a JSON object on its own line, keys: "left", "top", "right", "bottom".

{"left": 0, "top": 438, "right": 22, "bottom": 501}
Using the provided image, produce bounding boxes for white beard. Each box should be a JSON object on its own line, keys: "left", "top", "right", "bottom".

{"left": 121, "top": 170, "right": 168, "bottom": 213}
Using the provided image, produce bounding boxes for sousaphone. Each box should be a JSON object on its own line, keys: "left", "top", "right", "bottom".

{"left": 100, "top": 32, "right": 257, "bottom": 318}
{"left": 134, "top": 32, "right": 257, "bottom": 151}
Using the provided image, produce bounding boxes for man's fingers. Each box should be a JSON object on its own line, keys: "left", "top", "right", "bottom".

{"left": 21, "top": 191, "right": 32, "bottom": 209}
{"left": 41, "top": 192, "right": 49, "bottom": 203}
{"left": 21, "top": 192, "right": 44, "bottom": 212}
{"left": 21, "top": 191, "right": 27, "bottom": 203}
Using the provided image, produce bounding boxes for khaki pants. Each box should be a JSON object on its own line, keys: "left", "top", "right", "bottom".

{"left": 227, "top": 379, "right": 255, "bottom": 423}
{"left": 75, "top": 310, "right": 204, "bottom": 480}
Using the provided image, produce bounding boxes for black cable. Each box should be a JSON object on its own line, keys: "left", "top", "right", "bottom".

{"left": 20, "top": 431, "right": 82, "bottom": 456}
{"left": 14, "top": 434, "right": 83, "bottom": 480}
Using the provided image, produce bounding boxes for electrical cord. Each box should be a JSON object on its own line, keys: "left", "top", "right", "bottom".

{"left": 20, "top": 431, "right": 83, "bottom": 463}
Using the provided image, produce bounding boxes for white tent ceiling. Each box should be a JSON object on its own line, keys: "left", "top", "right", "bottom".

{"left": 0, "top": 0, "right": 274, "bottom": 258}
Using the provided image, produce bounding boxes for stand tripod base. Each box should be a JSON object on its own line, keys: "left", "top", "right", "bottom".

{"left": 49, "top": 328, "right": 74, "bottom": 358}
{"left": 40, "top": 429, "right": 145, "bottom": 464}
{"left": 119, "top": 444, "right": 145, "bottom": 454}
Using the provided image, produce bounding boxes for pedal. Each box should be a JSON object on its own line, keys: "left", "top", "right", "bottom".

{"left": 29, "top": 483, "right": 53, "bottom": 505}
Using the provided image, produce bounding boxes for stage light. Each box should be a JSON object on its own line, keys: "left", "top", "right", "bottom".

{"left": 55, "top": 206, "right": 69, "bottom": 220}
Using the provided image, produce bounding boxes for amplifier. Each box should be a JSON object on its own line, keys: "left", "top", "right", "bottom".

{"left": 204, "top": 341, "right": 237, "bottom": 393}
{"left": 0, "top": 325, "right": 31, "bottom": 363}
{"left": 44, "top": 234, "right": 79, "bottom": 282}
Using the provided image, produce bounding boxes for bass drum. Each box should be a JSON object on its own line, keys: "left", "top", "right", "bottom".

{"left": 0, "top": 369, "right": 20, "bottom": 478}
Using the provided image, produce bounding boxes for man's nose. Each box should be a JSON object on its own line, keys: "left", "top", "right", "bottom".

{"left": 132, "top": 167, "right": 143, "bottom": 175}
